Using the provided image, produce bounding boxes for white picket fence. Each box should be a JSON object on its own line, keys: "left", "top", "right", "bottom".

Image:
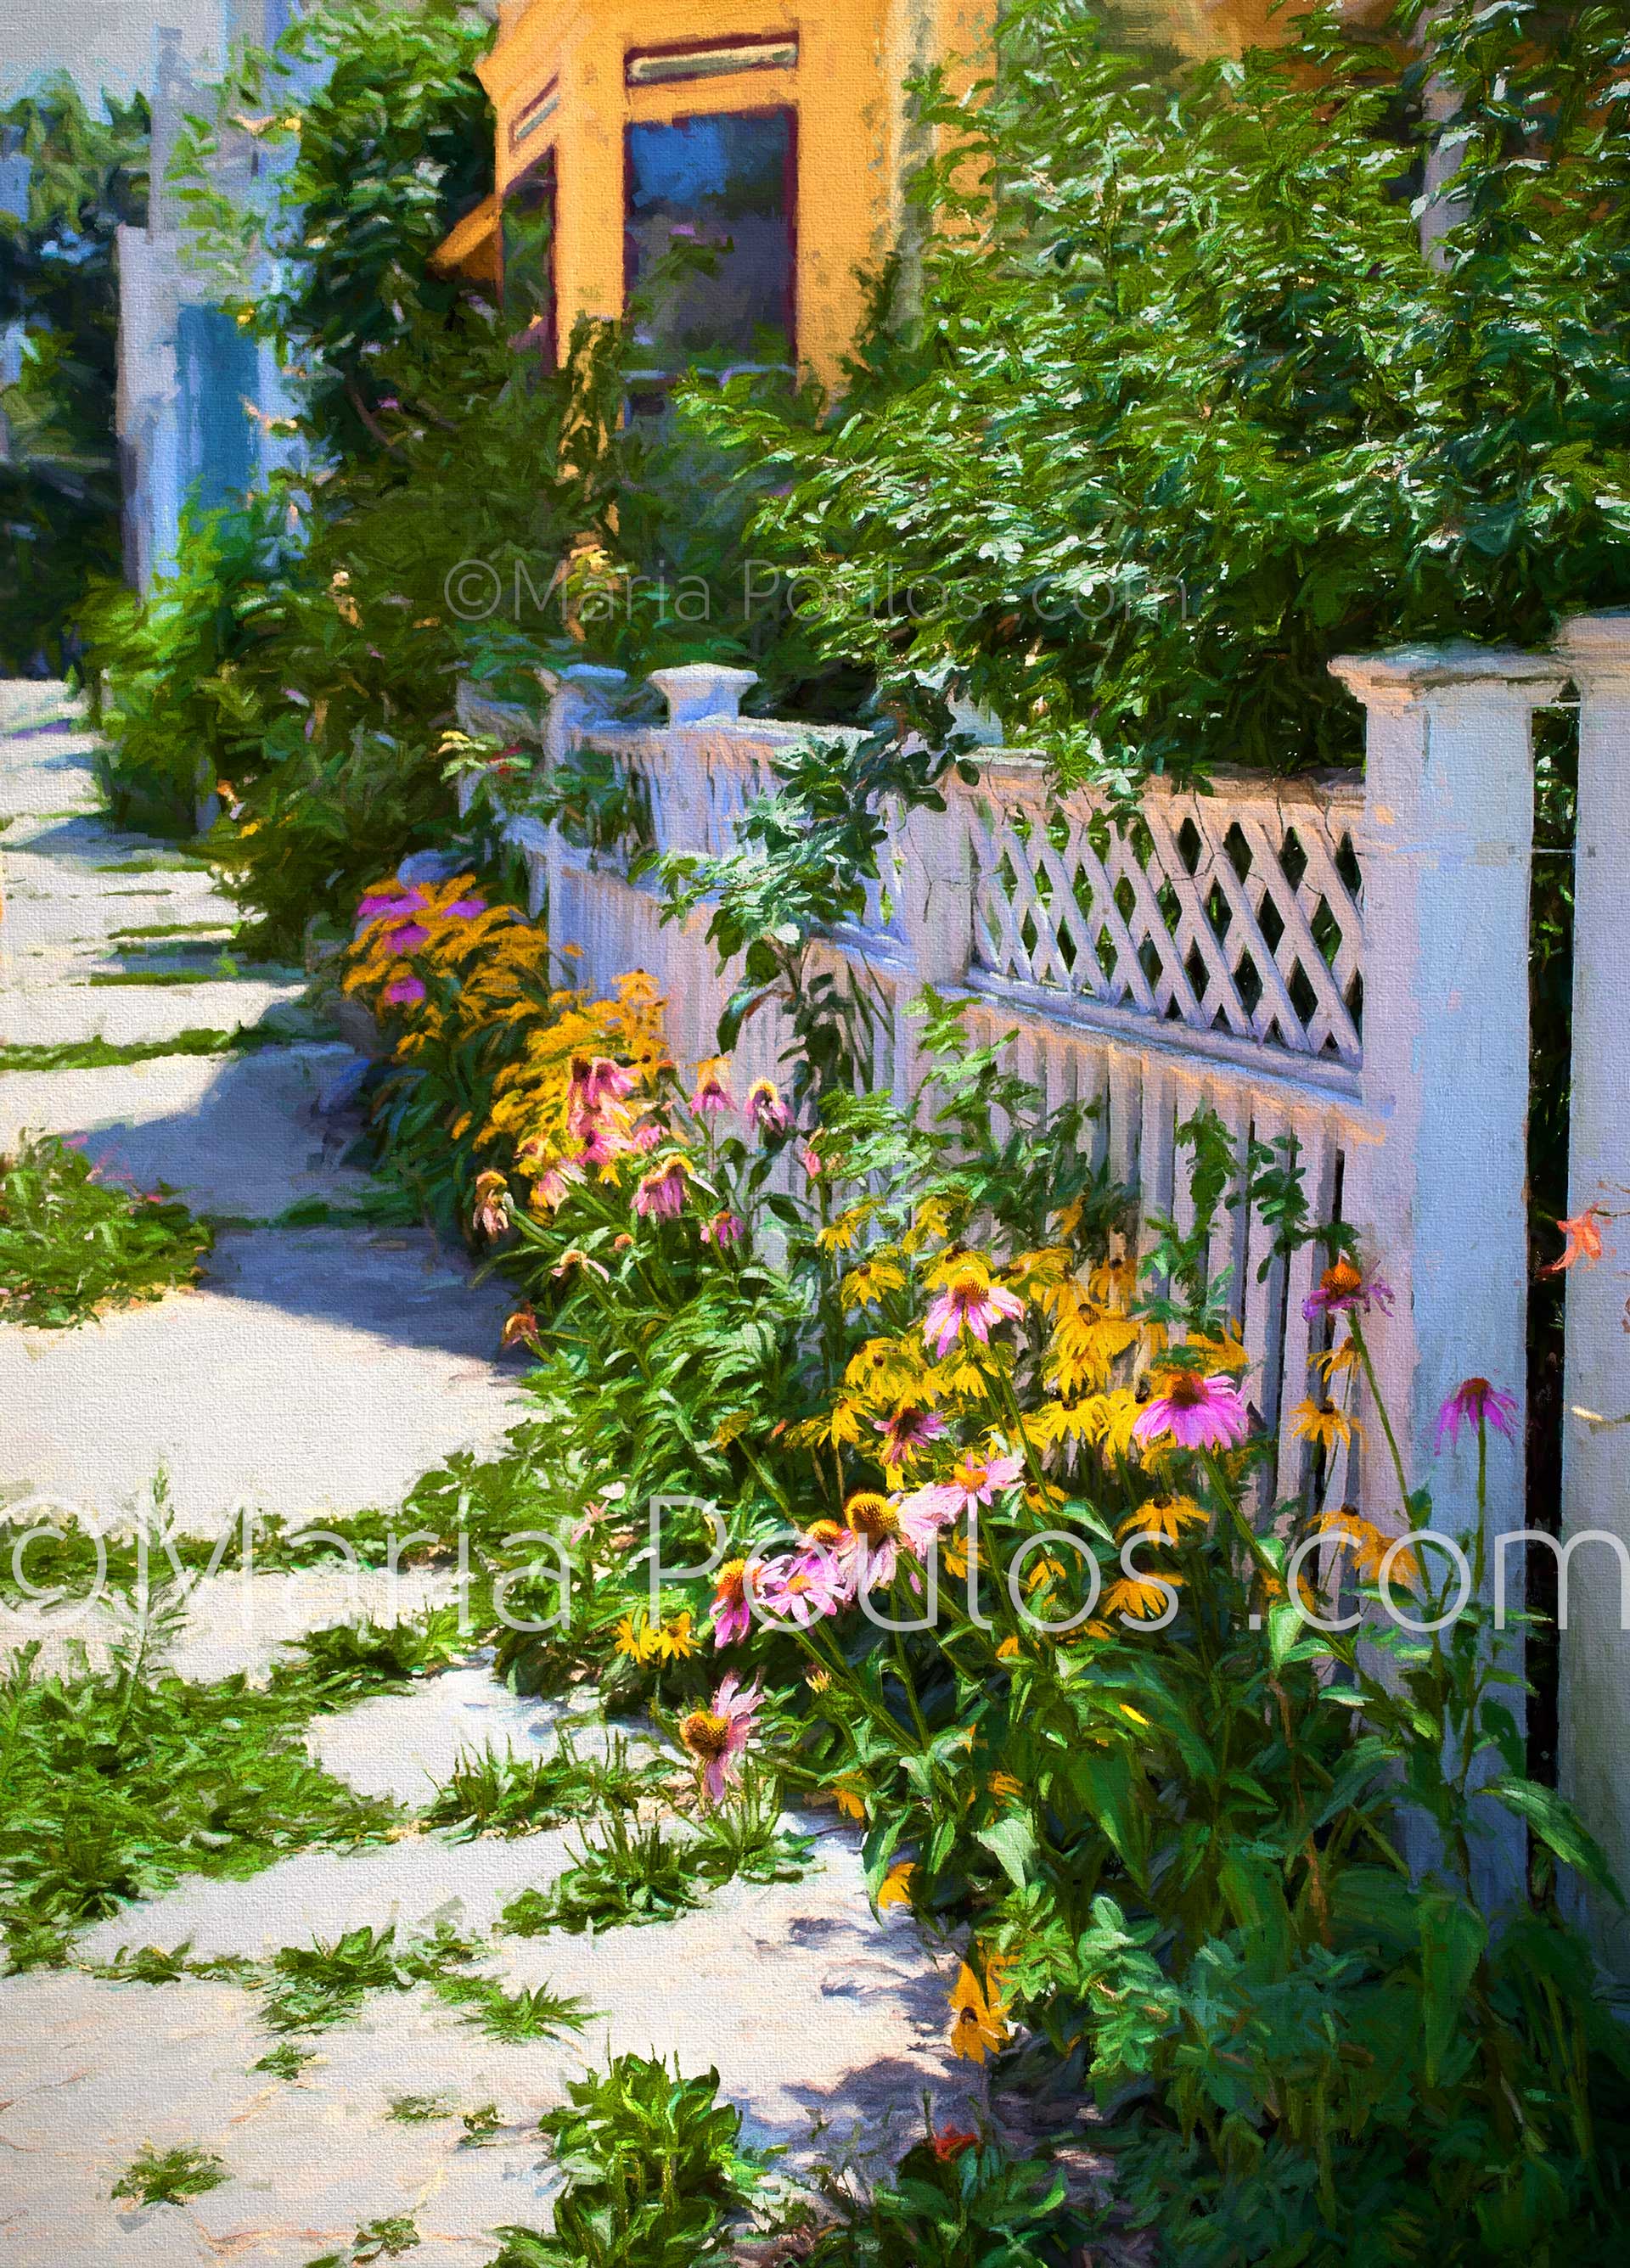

{"left": 458, "top": 615, "right": 1630, "bottom": 1964}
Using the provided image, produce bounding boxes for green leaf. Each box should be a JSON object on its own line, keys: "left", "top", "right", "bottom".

{"left": 1485, "top": 1776, "right": 1626, "bottom": 1905}
{"left": 1417, "top": 1885, "right": 1486, "bottom": 2088}
{"left": 975, "top": 1811, "right": 1038, "bottom": 1891}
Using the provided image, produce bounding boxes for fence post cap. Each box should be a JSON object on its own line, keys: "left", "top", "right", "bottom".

{"left": 1557, "top": 612, "right": 1630, "bottom": 683}
{"left": 1329, "top": 642, "right": 1565, "bottom": 703}
{"left": 649, "top": 664, "right": 759, "bottom": 725}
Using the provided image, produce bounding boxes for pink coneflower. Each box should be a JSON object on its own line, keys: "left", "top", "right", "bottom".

{"left": 568, "top": 1499, "right": 607, "bottom": 1546}
{"left": 691, "top": 1059, "right": 735, "bottom": 1116}
{"left": 567, "top": 1054, "right": 637, "bottom": 1139}
{"left": 385, "top": 920, "right": 430, "bottom": 955}
{"left": 700, "top": 1210, "right": 745, "bottom": 1249}
{"left": 931, "top": 1446, "right": 1026, "bottom": 1516}
{"left": 831, "top": 1492, "right": 914, "bottom": 1592}
{"left": 756, "top": 1537, "right": 852, "bottom": 1624}
{"left": 924, "top": 1263, "right": 1026, "bottom": 1361}
{"left": 801, "top": 1142, "right": 825, "bottom": 1179}
{"left": 551, "top": 1247, "right": 608, "bottom": 1282}
{"left": 630, "top": 1120, "right": 663, "bottom": 1153}
{"left": 1133, "top": 1371, "right": 1251, "bottom": 1453}
{"left": 745, "top": 1079, "right": 792, "bottom": 1138}
{"left": 679, "top": 1672, "right": 762, "bottom": 1805}
{"left": 709, "top": 1558, "right": 757, "bottom": 1648}
{"left": 577, "top": 1122, "right": 632, "bottom": 1170}
{"left": 529, "top": 1155, "right": 585, "bottom": 1209}
{"left": 1303, "top": 1255, "right": 1395, "bottom": 1323}
{"left": 441, "top": 895, "right": 486, "bottom": 920}
{"left": 893, "top": 1485, "right": 962, "bottom": 1558}
{"left": 1543, "top": 1208, "right": 1608, "bottom": 1276}
{"left": 633, "top": 1154, "right": 689, "bottom": 1219}
{"left": 1435, "top": 1377, "right": 1519, "bottom": 1451}
{"left": 471, "top": 1171, "right": 510, "bottom": 1240}
{"left": 873, "top": 1405, "right": 948, "bottom": 1472}
{"left": 356, "top": 884, "right": 426, "bottom": 929}
{"left": 576, "top": 1054, "right": 637, "bottom": 1108}
{"left": 384, "top": 973, "right": 426, "bottom": 1007}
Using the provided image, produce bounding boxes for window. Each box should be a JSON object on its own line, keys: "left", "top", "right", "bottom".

{"left": 623, "top": 109, "right": 795, "bottom": 375}
{"left": 626, "top": 36, "right": 799, "bottom": 87}
{"left": 503, "top": 150, "right": 556, "bottom": 368}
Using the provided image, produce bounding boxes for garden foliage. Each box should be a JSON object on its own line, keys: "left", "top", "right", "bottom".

{"left": 700, "top": 0, "right": 1630, "bottom": 783}
{"left": 0, "top": 77, "right": 148, "bottom": 672}
{"left": 0, "top": 1132, "right": 211, "bottom": 1327}
{"left": 325, "top": 790, "right": 1630, "bottom": 2260}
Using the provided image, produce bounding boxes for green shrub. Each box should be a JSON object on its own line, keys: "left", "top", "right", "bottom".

{"left": 493, "top": 2054, "right": 758, "bottom": 2268}
{"left": 84, "top": 491, "right": 306, "bottom": 835}
{"left": 711, "top": 1, "right": 1630, "bottom": 785}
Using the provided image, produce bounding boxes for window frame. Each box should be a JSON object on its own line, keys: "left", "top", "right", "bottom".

{"left": 620, "top": 102, "right": 799, "bottom": 379}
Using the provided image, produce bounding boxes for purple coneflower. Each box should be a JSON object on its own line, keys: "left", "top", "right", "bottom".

{"left": 1302, "top": 1255, "right": 1394, "bottom": 1323}
{"left": 551, "top": 1247, "right": 608, "bottom": 1282}
{"left": 756, "top": 1535, "right": 852, "bottom": 1623}
{"left": 745, "top": 1079, "right": 792, "bottom": 1138}
{"left": 383, "top": 973, "right": 426, "bottom": 1007}
{"left": 1132, "top": 1371, "right": 1251, "bottom": 1453}
{"left": 874, "top": 1405, "right": 948, "bottom": 1471}
{"left": 356, "top": 884, "right": 426, "bottom": 930}
{"left": 633, "top": 1154, "right": 689, "bottom": 1219}
{"left": 893, "top": 1485, "right": 961, "bottom": 1558}
{"left": 1435, "top": 1377, "right": 1519, "bottom": 1451}
{"left": 923, "top": 1263, "right": 1026, "bottom": 1361}
{"left": 832, "top": 1492, "right": 911, "bottom": 1591}
{"left": 709, "top": 1558, "right": 756, "bottom": 1648}
{"left": 700, "top": 1210, "right": 745, "bottom": 1249}
{"left": 576, "top": 1054, "right": 637, "bottom": 1109}
{"left": 679, "top": 1672, "right": 762, "bottom": 1805}
{"left": 931, "top": 1446, "right": 1026, "bottom": 1517}
{"left": 471, "top": 1171, "right": 510, "bottom": 1240}
{"left": 691, "top": 1059, "right": 735, "bottom": 1116}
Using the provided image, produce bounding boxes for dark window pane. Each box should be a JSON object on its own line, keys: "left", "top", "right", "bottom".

{"left": 503, "top": 153, "right": 556, "bottom": 365}
{"left": 624, "top": 109, "right": 794, "bottom": 372}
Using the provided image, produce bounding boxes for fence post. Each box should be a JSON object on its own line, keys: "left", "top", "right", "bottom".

{"left": 1329, "top": 643, "right": 1564, "bottom": 1912}
{"left": 1554, "top": 612, "right": 1630, "bottom": 1976}
{"left": 644, "top": 667, "right": 761, "bottom": 1074}
{"left": 536, "top": 663, "right": 626, "bottom": 950}
{"left": 893, "top": 787, "right": 977, "bottom": 1096}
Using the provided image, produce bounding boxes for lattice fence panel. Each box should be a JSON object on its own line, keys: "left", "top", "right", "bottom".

{"left": 961, "top": 769, "right": 1365, "bottom": 1071}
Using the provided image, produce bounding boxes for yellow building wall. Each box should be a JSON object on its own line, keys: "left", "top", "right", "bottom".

{"left": 475, "top": 0, "right": 1310, "bottom": 390}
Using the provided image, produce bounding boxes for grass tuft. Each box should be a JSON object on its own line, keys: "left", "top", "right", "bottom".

{"left": 111, "top": 2142, "right": 228, "bottom": 2208}
{"left": 434, "top": 1973, "right": 594, "bottom": 2041}
{"left": 261, "top": 1920, "right": 477, "bottom": 2033}
{"left": 499, "top": 1810, "right": 700, "bottom": 1936}
{"left": 0, "top": 1131, "right": 211, "bottom": 1327}
{"left": 423, "top": 1729, "right": 665, "bottom": 1841}
{"left": 0, "top": 1024, "right": 293, "bottom": 1072}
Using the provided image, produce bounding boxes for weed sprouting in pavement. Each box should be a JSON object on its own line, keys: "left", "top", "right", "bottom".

{"left": 111, "top": 2142, "right": 228, "bottom": 2208}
